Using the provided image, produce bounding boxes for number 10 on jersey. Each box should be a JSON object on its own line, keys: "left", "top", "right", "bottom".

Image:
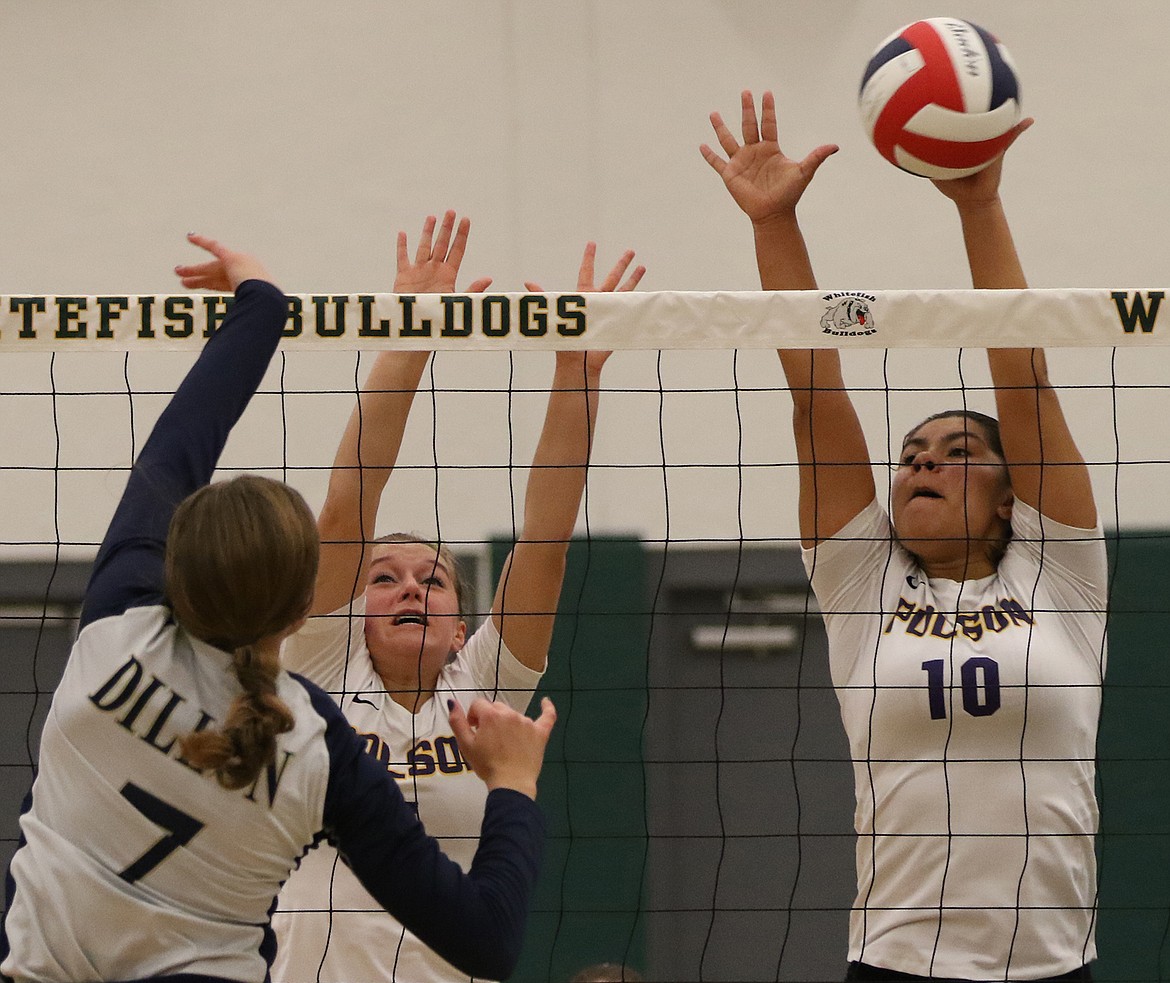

{"left": 921, "top": 657, "right": 1002, "bottom": 720}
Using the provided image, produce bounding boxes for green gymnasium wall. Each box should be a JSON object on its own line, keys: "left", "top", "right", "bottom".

{"left": 1098, "top": 531, "right": 1170, "bottom": 981}
{"left": 491, "top": 537, "right": 650, "bottom": 983}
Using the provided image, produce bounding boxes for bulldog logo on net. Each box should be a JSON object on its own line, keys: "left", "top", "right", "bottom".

{"left": 821, "top": 292, "right": 877, "bottom": 336}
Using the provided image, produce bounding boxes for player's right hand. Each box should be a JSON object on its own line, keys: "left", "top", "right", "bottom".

{"left": 448, "top": 696, "right": 557, "bottom": 800}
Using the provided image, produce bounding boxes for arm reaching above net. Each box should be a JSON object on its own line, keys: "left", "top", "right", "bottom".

{"left": 703, "top": 89, "right": 873, "bottom": 547}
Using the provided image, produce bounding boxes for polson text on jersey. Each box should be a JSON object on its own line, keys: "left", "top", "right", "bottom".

{"left": 884, "top": 596, "right": 1035, "bottom": 642}
{"left": 89, "top": 653, "right": 293, "bottom": 807}
{"left": 360, "top": 730, "right": 471, "bottom": 780}
{"left": 2, "top": 293, "right": 589, "bottom": 342}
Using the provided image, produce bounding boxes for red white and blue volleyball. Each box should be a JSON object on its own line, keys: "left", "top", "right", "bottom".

{"left": 859, "top": 18, "right": 1021, "bottom": 179}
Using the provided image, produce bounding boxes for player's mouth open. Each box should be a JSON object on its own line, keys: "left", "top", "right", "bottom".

{"left": 394, "top": 613, "right": 428, "bottom": 626}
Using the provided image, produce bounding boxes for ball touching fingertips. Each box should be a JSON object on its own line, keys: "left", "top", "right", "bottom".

{"left": 859, "top": 17, "right": 1021, "bottom": 179}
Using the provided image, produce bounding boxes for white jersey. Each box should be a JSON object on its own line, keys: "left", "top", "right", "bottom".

{"left": 805, "top": 498, "right": 1107, "bottom": 980}
{"left": 273, "top": 598, "right": 543, "bottom": 983}
{"left": 3, "top": 605, "right": 336, "bottom": 983}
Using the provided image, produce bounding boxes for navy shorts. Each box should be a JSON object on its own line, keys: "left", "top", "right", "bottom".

{"left": 846, "top": 961, "right": 1092, "bottom": 983}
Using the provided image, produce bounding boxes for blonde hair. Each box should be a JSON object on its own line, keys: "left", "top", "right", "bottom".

{"left": 165, "top": 475, "right": 319, "bottom": 790}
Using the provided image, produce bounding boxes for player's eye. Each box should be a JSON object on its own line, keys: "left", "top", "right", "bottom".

{"left": 372, "top": 573, "right": 395, "bottom": 585}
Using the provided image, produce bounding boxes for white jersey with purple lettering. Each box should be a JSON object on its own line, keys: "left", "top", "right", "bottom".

{"left": 805, "top": 498, "right": 1107, "bottom": 980}
{"left": 272, "top": 597, "right": 543, "bottom": 983}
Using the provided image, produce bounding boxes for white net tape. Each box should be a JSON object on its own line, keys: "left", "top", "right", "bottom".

{"left": 2, "top": 288, "right": 1168, "bottom": 350}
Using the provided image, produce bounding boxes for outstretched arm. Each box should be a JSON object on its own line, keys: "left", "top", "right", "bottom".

{"left": 82, "top": 235, "right": 286, "bottom": 629}
{"left": 703, "top": 90, "right": 873, "bottom": 545}
{"left": 489, "top": 244, "right": 645, "bottom": 670}
{"left": 312, "top": 211, "right": 492, "bottom": 616}
{"left": 932, "top": 122, "right": 1096, "bottom": 528}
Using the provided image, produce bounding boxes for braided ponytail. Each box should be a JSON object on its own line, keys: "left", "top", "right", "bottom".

{"left": 179, "top": 644, "right": 297, "bottom": 789}
{"left": 166, "top": 475, "right": 318, "bottom": 789}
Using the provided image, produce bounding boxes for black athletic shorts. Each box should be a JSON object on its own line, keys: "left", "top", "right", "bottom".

{"left": 846, "top": 961, "right": 1093, "bottom": 983}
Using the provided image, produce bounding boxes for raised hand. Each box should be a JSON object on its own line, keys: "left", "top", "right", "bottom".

{"left": 525, "top": 240, "right": 645, "bottom": 295}
{"left": 930, "top": 117, "right": 1034, "bottom": 207}
{"left": 394, "top": 210, "right": 492, "bottom": 294}
{"left": 309, "top": 210, "right": 494, "bottom": 621}
{"left": 174, "top": 233, "right": 272, "bottom": 292}
{"left": 449, "top": 696, "right": 557, "bottom": 799}
{"left": 701, "top": 90, "right": 838, "bottom": 224}
{"left": 525, "top": 241, "right": 644, "bottom": 373}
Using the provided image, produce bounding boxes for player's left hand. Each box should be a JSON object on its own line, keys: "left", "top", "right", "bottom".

{"left": 525, "top": 241, "right": 645, "bottom": 374}
{"left": 930, "top": 117, "right": 1034, "bottom": 206}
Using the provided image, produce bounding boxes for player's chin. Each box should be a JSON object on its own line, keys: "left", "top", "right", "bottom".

{"left": 368, "top": 627, "right": 423, "bottom": 656}
{"left": 893, "top": 525, "right": 958, "bottom": 558}
{"left": 892, "top": 503, "right": 942, "bottom": 538}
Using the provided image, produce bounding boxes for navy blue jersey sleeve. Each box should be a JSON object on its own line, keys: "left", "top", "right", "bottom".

{"left": 80, "top": 280, "right": 288, "bottom": 630}
{"left": 299, "top": 679, "right": 543, "bottom": 981}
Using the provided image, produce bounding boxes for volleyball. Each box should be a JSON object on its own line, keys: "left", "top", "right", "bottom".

{"left": 859, "top": 17, "right": 1021, "bottom": 179}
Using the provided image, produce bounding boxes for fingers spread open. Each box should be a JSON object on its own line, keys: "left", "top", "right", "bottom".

{"left": 598, "top": 249, "right": 635, "bottom": 292}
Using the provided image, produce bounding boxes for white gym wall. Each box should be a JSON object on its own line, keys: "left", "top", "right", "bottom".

{"left": 1, "top": 0, "right": 1165, "bottom": 558}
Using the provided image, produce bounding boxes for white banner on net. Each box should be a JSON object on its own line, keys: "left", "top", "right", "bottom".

{"left": 0, "top": 288, "right": 1168, "bottom": 351}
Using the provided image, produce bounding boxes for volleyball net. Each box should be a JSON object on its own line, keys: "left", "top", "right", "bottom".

{"left": 1, "top": 289, "right": 1168, "bottom": 982}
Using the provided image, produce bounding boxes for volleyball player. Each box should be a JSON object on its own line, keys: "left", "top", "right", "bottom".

{"left": 0, "top": 234, "right": 554, "bottom": 983}
{"left": 271, "top": 212, "right": 644, "bottom": 983}
{"left": 703, "top": 91, "right": 1106, "bottom": 981}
